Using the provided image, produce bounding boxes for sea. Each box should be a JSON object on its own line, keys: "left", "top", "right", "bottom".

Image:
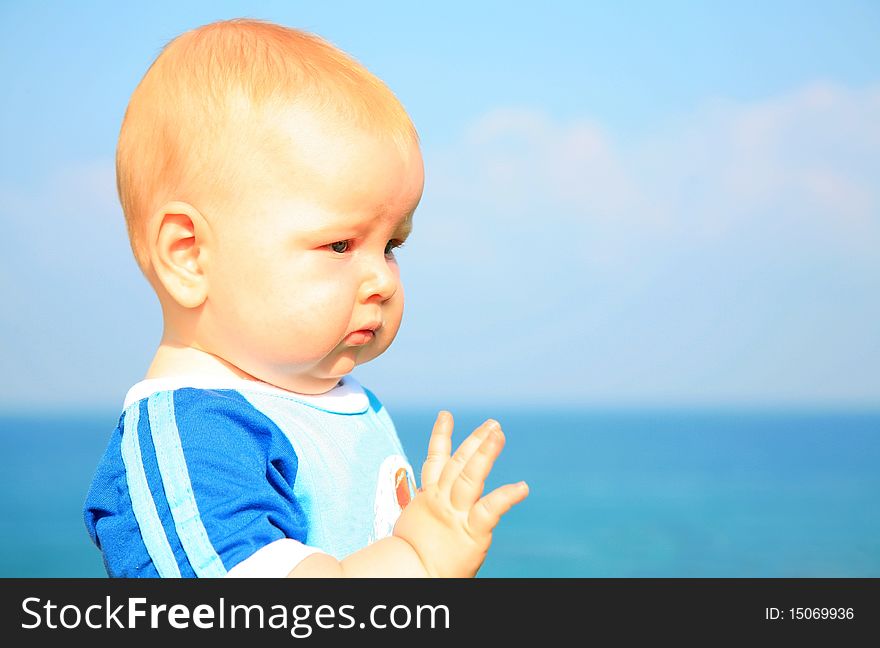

{"left": 1, "top": 406, "right": 877, "bottom": 578}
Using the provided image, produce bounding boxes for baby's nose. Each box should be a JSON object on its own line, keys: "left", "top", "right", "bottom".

{"left": 360, "top": 259, "right": 398, "bottom": 302}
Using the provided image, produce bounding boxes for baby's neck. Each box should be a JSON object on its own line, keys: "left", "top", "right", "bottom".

{"left": 145, "top": 342, "right": 257, "bottom": 382}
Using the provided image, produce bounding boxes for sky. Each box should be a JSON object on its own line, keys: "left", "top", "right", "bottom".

{"left": 1, "top": 1, "right": 878, "bottom": 412}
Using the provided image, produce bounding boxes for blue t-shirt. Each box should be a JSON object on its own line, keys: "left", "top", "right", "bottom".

{"left": 83, "top": 375, "right": 417, "bottom": 578}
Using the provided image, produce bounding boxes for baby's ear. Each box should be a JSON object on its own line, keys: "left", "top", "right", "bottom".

{"left": 149, "top": 201, "right": 210, "bottom": 309}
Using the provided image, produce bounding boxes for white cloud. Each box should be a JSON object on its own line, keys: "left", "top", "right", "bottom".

{"left": 426, "top": 82, "right": 880, "bottom": 260}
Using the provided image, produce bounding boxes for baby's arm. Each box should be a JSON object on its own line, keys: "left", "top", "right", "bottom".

{"left": 288, "top": 412, "right": 529, "bottom": 577}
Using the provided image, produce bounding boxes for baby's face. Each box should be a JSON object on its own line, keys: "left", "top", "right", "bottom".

{"left": 201, "top": 105, "right": 424, "bottom": 394}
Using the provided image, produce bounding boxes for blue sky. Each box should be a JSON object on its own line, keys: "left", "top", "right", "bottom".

{"left": 1, "top": 1, "right": 878, "bottom": 411}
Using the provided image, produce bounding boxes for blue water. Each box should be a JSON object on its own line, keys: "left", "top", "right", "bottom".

{"left": 1, "top": 407, "right": 877, "bottom": 577}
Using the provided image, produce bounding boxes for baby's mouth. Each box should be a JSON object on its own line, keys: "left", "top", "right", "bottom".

{"left": 344, "top": 329, "right": 375, "bottom": 346}
{"left": 344, "top": 318, "right": 382, "bottom": 346}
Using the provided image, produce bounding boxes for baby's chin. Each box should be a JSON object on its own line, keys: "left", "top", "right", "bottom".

{"left": 332, "top": 340, "right": 393, "bottom": 377}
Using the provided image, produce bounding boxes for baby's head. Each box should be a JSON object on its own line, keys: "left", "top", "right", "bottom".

{"left": 117, "top": 19, "right": 424, "bottom": 394}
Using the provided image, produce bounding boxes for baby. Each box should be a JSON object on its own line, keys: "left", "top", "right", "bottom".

{"left": 84, "top": 18, "right": 528, "bottom": 577}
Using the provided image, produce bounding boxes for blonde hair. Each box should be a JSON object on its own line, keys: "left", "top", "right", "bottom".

{"left": 117, "top": 18, "right": 419, "bottom": 272}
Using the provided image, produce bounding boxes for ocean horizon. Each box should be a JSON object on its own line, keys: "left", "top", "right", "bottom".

{"left": 1, "top": 405, "right": 877, "bottom": 578}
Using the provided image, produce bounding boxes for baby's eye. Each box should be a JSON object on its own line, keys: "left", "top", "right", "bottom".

{"left": 329, "top": 240, "right": 350, "bottom": 254}
{"left": 385, "top": 239, "right": 405, "bottom": 256}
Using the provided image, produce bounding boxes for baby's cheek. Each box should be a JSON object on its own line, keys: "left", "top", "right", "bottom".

{"left": 277, "top": 295, "right": 351, "bottom": 352}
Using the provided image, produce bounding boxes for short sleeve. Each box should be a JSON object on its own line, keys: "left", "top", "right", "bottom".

{"left": 225, "top": 538, "right": 324, "bottom": 578}
{"left": 84, "top": 388, "right": 320, "bottom": 577}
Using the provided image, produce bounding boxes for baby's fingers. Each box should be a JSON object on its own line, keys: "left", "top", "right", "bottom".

{"left": 421, "top": 411, "right": 453, "bottom": 489}
{"left": 449, "top": 427, "right": 505, "bottom": 510}
{"left": 438, "top": 419, "right": 498, "bottom": 493}
{"left": 468, "top": 482, "right": 530, "bottom": 536}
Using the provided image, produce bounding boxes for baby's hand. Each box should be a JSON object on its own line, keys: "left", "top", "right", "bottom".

{"left": 392, "top": 411, "right": 529, "bottom": 577}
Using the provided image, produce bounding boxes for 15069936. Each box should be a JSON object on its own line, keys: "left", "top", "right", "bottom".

{"left": 789, "top": 607, "right": 854, "bottom": 620}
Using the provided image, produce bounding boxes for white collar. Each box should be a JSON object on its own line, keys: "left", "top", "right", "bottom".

{"left": 122, "top": 373, "right": 369, "bottom": 414}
